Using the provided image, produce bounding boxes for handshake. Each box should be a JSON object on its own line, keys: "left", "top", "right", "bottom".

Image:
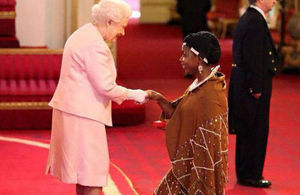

{"left": 146, "top": 90, "right": 164, "bottom": 102}
{"left": 131, "top": 89, "right": 172, "bottom": 128}
{"left": 128, "top": 89, "right": 164, "bottom": 104}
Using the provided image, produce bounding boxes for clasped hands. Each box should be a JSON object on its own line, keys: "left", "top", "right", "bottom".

{"left": 136, "top": 90, "right": 164, "bottom": 104}
{"left": 145, "top": 90, "right": 164, "bottom": 101}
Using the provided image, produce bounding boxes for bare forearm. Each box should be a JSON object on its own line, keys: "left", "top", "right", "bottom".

{"left": 147, "top": 90, "right": 176, "bottom": 118}
{"left": 156, "top": 97, "right": 175, "bottom": 119}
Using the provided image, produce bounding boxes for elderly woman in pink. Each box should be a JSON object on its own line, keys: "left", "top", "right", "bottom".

{"left": 45, "top": 0, "right": 148, "bottom": 194}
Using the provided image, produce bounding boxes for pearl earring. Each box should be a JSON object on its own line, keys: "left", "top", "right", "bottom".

{"left": 198, "top": 65, "right": 203, "bottom": 74}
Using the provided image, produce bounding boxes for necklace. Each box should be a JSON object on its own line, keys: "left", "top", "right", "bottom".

{"left": 188, "top": 65, "right": 220, "bottom": 92}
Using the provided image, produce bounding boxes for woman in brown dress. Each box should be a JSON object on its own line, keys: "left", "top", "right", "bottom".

{"left": 148, "top": 31, "right": 228, "bottom": 195}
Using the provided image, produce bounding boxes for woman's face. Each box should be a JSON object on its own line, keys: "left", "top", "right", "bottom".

{"left": 179, "top": 45, "right": 200, "bottom": 76}
{"left": 105, "top": 17, "right": 129, "bottom": 42}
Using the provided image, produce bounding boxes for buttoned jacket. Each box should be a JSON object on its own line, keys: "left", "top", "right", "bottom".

{"left": 49, "top": 23, "right": 128, "bottom": 126}
{"left": 232, "top": 7, "right": 279, "bottom": 93}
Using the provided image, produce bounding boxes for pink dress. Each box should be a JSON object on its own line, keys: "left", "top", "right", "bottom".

{"left": 46, "top": 109, "right": 109, "bottom": 187}
{"left": 45, "top": 23, "right": 146, "bottom": 187}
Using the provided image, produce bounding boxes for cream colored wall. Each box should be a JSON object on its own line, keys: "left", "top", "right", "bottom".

{"left": 15, "top": 0, "right": 95, "bottom": 49}
{"left": 45, "top": 0, "right": 65, "bottom": 48}
{"left": 78, "top": 0, "right": 94, "bottom": 28}
{"left": 15, "top": 0, "right": 65, "bottom": 48}
{"left": 63, "top": 0, "right": 94, "bottom": 48}
{"left": 140, "top": 0, "right": 176, "bottom": 23}
{"left": 15, "top": 0, "right": 47, "bottom": 47}
{"left": 65, "top": 0, "right": 73, "bottom": 42}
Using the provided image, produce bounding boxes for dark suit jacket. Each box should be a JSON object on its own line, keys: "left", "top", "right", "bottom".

{"left": 177, "top": 0, "right": 211, "bottom": 36}
{"left": 228, "top": 7, "right": 280, "bottom": 133}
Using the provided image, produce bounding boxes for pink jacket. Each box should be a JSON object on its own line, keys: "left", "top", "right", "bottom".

{"left": 49, "top": 23, "right": 130, "bottom": 126}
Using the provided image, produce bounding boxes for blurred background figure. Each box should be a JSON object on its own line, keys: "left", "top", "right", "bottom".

{"left": 177, "top": 0, "right": 211, "bottom": 38}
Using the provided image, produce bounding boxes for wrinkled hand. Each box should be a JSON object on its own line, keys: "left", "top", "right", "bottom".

{"left": 146, "top": 90, "right": 163, "bottom": 101}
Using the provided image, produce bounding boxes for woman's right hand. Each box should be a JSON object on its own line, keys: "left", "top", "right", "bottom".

{"left": 146, "top": 90, "right": 174, "bottom": 117}
{"left": 146, "top": 90, "right": 164, "bottom": 101}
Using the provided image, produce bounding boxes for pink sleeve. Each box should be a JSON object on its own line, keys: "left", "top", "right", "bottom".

{"left": 77, "top": 42, "right": 128, "bottom": 104}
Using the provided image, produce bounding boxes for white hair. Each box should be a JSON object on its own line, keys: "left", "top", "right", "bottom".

{"left": 91, "top": 0, "right": 132, "bottom": 24}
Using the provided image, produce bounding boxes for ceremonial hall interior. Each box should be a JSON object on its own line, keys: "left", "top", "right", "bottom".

{"left": 0, "top": 0, "right": 299, "bottom": 194}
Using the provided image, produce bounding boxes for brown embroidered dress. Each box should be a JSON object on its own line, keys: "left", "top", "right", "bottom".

{"left": 155, "top": 72, "right": 228, "bottom": 195}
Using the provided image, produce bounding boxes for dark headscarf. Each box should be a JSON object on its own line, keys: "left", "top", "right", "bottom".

{"left": 183, "top": 31, "right": 221, "bottom": 65}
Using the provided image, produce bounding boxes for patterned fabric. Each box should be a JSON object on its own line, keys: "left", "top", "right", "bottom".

{"left": 155, "top": 73, "right": 228, "bottom": 195}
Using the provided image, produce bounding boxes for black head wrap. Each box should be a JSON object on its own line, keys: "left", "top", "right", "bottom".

{"left": 183, "top": 31, "right": 221, "bottom": 65}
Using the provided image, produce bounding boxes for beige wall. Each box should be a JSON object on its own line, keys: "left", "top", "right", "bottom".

{"left": 15, "top": 0, "right": 95, "bottom": 49}
{"left": 45, "top": 0, "right": 65, "bottom": 49}
{"left": 78, "top": 0, "right": 94, "bottom": 28}
{"left": 15, "top": 0, "right": 47, "bottom": 47}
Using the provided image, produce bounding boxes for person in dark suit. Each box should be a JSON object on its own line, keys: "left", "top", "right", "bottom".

{"left": 228, "top": 0, "right": 279, "bottom": 188}
{"left": 177, "top": 0, "right": 211, "bottom": 38}
{"left": 177, "top": 0, "right": 211, "bottom": 78}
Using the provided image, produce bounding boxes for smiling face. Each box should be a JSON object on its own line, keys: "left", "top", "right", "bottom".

{"left": 179, "top": 45, "right": 200, "bottom": 76}
{"left": 105, "top": 17, "right": 129, "bottom": 42}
